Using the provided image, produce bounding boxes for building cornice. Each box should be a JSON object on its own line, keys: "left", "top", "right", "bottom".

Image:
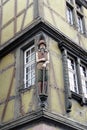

{"left": 0, "top": 108, "right": 87, "bottom": 130}
{"left": 0, "top": 17, "right": 87, "bottom": 62}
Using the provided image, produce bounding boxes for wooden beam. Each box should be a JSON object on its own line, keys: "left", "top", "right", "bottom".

{"left": 1, "top": 67, "right": 15, "bottom": 121}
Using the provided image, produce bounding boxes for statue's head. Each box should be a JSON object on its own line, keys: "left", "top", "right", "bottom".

{"left": 38, "top": 34, "right": 47, "bottom": 50}
{"left": 38, "top": 39, "right": 46, "bottom": 49}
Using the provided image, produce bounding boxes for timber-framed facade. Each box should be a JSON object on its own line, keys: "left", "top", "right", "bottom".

{"left": 0, "top": 0, "right": 87, "bottom": 130}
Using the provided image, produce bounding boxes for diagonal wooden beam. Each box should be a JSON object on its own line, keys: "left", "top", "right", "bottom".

{"left": 21, "top": 0, "right": 29, "bottom": 31}
{"left": 46, "top": 0, "right": 57, "bottom": 26}
{"left": 1, "top": 67, "right": 15, "bottom": 122}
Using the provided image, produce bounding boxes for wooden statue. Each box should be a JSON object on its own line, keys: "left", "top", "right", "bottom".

{"left": 36, "top": 38, "right": 49, "bottom": 96}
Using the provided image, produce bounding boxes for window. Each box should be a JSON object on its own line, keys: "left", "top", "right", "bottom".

{"left": 67, "top": 56, "right": 78, "bottom": 93}
{"left": 80, "top": 64, "right": 87, "bottom": 98}
{"left": 66, "top": 0, "right": 85, "bottom": 34}
{"left": 59, "top": 41, "right": 87, "bottom": 106}
{"left": 59, "top": 43, "right": 87, "bottom": 106}
{"left": 76, "top": 2, "right": 84, "bottom": 33}
{"left": 67, "top": 6, "right": 74, "bottom": 25}
{"left": 24, "top": 45, "right": 35, "bottom": 88}
{"left": 66, "top": 0, "right": 74, "bottom": 25}
{"left": 67, "top": 56, "right": 87, "bottom": 97}
{"left": 77, "top": 14, "right": 84, "bottom": 33}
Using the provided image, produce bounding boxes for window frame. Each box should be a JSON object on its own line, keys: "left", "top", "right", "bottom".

{"left": 66, "top": 6, "right": 74, "bottom": 25}
{"left": 59, "top": 40, "right": 87, "bottom": 107}
{"left": 24, "top": 44, "right": 35, "bottom": 88}
{"left": 66, "top": 54, "right": 87, "bottom": 100}
{"left": 18, "top": 40, "right": 36, "bottom": 92}
{"left": 80, "top": 63, "right": 87, "bottom": 98}
{"left": 77, "top": 13, "right": 84, "bottom": 33}
{"left": 66, "top": 0, "right": 85, "bottom": 35}
{"left": 67, "top": 56, "right": 79, "bottom": 93}
{"left": 66, "top": 1, "right": 74, "bottom": 25}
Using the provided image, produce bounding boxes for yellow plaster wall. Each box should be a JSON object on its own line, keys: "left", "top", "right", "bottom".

{"left": 17, "top": 0, "right": 26, "bottom": 14}
{"left": 43, "top": 0, "right": 87, "bottom": 50}
{"left": 50, "top": 87, "right": 63, "bottom": 113}
{"left": 0, "top": 53, "right": 15, "bottom": 101}
{"left": 3, "top": 100, "right": 14, "bottom": 122}
{"left": 21, "top": 89, "right": 35, "bottom": 113}
{"left": 83, "top": 7, "right": 87, "bottom": 17}
{"left": 2, "top": 0, "right": 14, "bottom": 25}
{"left": 44, "top": 5, "right": 80, "bottom": 46}
{"left": 49, "top": 38, "right": 64, "bottom": 89}
{"left": 80, "top": 33, "right": 87, "bottom": 49}
{"left": 49, "top": 38, "right": 65, "bottom": 114}
{"left": 23, "top": 5, "right": 33, "bottom": 29}
{"left": 84, "top": 32, "right": 87, "bottom": 49}
{"left": 1, "top": 22, "right": 14, "bottom": 44}
{"left": 0, "top": 53, "right": 15, "bottom": 70}
{"left": 16, "top": 14, "right": 24, "bottom": 33}
{"left": 43, "top": 0, "right": 66, "bottom": 18}
{"left": 17, "top": 0, "right": 33, "bottom": 14}
{"left": 0, "top": 67, "right": 15, "bottom": 101}
{"left": 0, "top": 0, "right": 34, "bottom": 45}
{"left": 0, "top": 104, "right": 4, "bottom": 121}
{"left": 70, "top": 100, "right": 87, "bottom": 125}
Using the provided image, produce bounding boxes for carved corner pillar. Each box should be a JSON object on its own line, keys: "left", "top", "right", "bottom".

{"left": 62, "top": 49, "right": 72, "bottom": 112}
{"left": 62, "top": 49, "right": 72, "bottom": 113}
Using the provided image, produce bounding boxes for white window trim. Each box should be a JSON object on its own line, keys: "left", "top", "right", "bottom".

{"left": 80, "top": 64, "right": 87, "bottom": 98}
{"left": 77, "top": 14, "right": 84, "bottom": 33}
{"left": 67, "top": 6, "right": 73, "bottom": 25}
{"left": 24, "top": 45, "right": 35, "bottom": 88}
{"left": 66, "top": 0, "right": 85, "bottom": 34}
{"left": 67, "top": 56, "right": 78, "bottom": 93}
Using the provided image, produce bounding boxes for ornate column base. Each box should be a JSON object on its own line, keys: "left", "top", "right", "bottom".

{"left": 39, "top": 94, "right": 48, "bottom": 108}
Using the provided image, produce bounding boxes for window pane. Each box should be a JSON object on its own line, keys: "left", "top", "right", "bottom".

{"left": 67, "top": 6, "right": 73, "bottom": 25}
{"left": 67, "top": 57, "right": 78, "bottom": 93}
{"left": 80, "top": 65, "right": 86, "bottom": 77}
{"left": 31, "top": 53, "right": 35, "bottom": 61}
{"left": 31, "top": 47, "right": 35, "bottom": 53}
{"left": 67, "top": 58, "right": 74, "bottom": 70}
{"left": 86, "top": 81, "right": 87, "bottom": 94}
{"left": 24, "top": 45, "right": 35, "bottom": 88}
{"left": 82, "top": 81, "right": 87, "bottom": 98}
{"left": 77, "top": 14, "right": 83, "bottom": 33}
{"left": 80, "top": 64, "right": 87, "bottom": 97}
{"left": 31, "top": 78, "right": 35, "bottom": 85}
{"left": 31, "top": 63, "right": 35, "bottom": 70}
